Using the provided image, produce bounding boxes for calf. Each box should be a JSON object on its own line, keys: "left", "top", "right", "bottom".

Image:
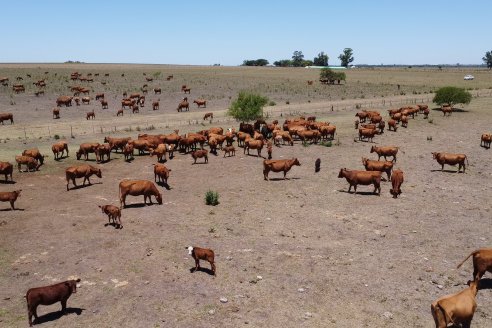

{"left": 338, "top": 168, "right": 382, "bottom": 195}
{"left": 223, "top": 145, "right": 235, "bottom": 157}
{"left": 98, "top": 204, "right": 122, "bottom": 228}
{"left": 100, "top": 99, "right": 108, "bottom": 109}
{"left": 431, "top": 152, "right": 468, "bottom": 173}
{"left": 53, "top": 107, "right": 60, "bottom": 119}
{"left": 186, "top": 246, "right": 216, "bottom": 276}
{"left": 193, "top": 99, "right": 207, "bottom": 108}
{"left": 52, "top": 141, "right": 69, "bottom": 160}
{"left": 481, "top": 133, "right": 491, "bottom": 149}
{"left": 152, "top": 101, "right": 159, "bottom": 110}
{"left": 154, "top": 163, "right": 171, "bottom": 185}
{"left": 26, "top": 279, "right": 81, "bottom": 327}
{"left": 123, "top": 143, "right": 134, "bottom": 161}
{"left": 0, "top": 161, "right": 14, "bottom": 181}
{"left": 457, "top": 248, "right": 492, "bottom": 283}
{"left": 191, "top": 149, "right": 208, "bottom": 164}
{"left": 0, "top": 189, "right": 21, "bottom": 210}
{"left": 441, "top": 105, "right": 453, "bottom": 116}
{"left": 95, "top": 144, "right": 111, "bottom": 163}
{"left": 431, "top": 280, "right": 478, "bottom": 328}
{"left": 389, "top": 169, "right": 404, "bottom": 198}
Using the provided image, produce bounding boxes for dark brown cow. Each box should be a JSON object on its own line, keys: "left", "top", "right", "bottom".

{"left": 53, "top": 107, "right": 60, "bottom": 119}
{"left": 56, "top": 96, "right": 73, "bottom": 107}
{"left": 177, "top": 97, "right": 189, "bottom": 112}
{"left": 0, "top": 190, "right": 21, "bottom": 210}
{"left": 338, "top": 168, "right": 382, "bottom": 195}
{"left": 86, "top": 111, "right": 95, "bottom": 120}
{"left": 431, "top": 152, "right": 468, "bottom": 173}
{"left": 26, "top": 279, "right": 81, "bottom": 327}
{"left": 95, "top": 93, "right": 104, "bottom": 101}
{"left": 119, "top": 179, "right": 162, "bottom": 208}
{"left": 390, "top": 169, "right": 404, "bottom": 198}
{"left": 481, "top": 133, "right": 491, "bottom": 149}
{"left": 153, "top": 88, "right": 161, "bottom": 94}
{"left": 152, "top": 101, "right": 159, "bottom": 110}
{"left": 100, "top": 99, "right": 108, "bottom": 109}
{"left": 0, "top": 113, "right": 14, "bottom": 124}
{"left": 186, "top": 246, "right": 216, "bottom": 276}
{"left": 378, "top": 121, "right": 385, "bottom": 134}
{"left": 116, "top": 109, "right": 124, "bottom": 116}
{"left": 98, "top": 204, "right": 122, "bottom": 228}
{"left": 263, "top": 158, "right": 301, "bottom": 180}
{"left": 203, "top": 112, "right": 213, "bottom": 120}
{"left": 0, "top": 161, "right": 14, "bottom": 181}
{"left": 370, "top": 146, "right": 399, "bottom": 162}
{"left": 15, "top": 156, "right": 40, "bottom": 172}
{"left": 191, "top": 149, "right": 208, "bottom": 164}
{"left": 65, "top": 164, "right": 102, "bottom": 191}
{"left": 457, "top": 248, "right": 492, "bottom": 283}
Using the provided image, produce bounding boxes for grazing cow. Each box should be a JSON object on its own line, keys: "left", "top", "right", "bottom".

{"left": 123, "top": 143, "right": 134, "bottom": 161}
{"left": 186, "top": 246, "right": 216, "bottom": 276}
{"left": 22, "top": 148, "right": 45, "bottom": 165}
{"left": 121, "top": 99, "right": 133, "bottom": 109}
{"left": 95, "top": 144, "right": 111, "bottom": 163}
{"left": 74, "top": 97, "right": 81, "bottom": 106}
{"left": 86, "top": 111, "right": 95, "bottom": 120}
{"left": 362, "top": 157, "right": 393, "bottom": 180}
{"left": 153, "top": 88, "right": 161, "bottom": 94}
{"left": 56, "top": 96, "right": 73, "bottom": 107}
{"left": 149, "top": 144, "right": 167, "bottom": 162}
{"left": 387, "top": 119, "right": 398, "bottom": 132}
{"left": 0, "top": 161, "right": 14, "bottom": 181}
{"left": 76, "top": 143, "right": 100, "bottom": 160}
{"left": 34, "top": 90, "right": 44, "bottom": 97}
{"left": 203, "top": 112, "right": 213, "bottom": 121}
{"left": 53, "top": 107, "right": 60, "bottom": 119}
{"left": 182, "top": 87, "right": 191, "bottom": 94}
{"left": 481, "top": 133, "right": 491, "bottom": 149}
{"left": 82, "top": 97, "right": 90, "bottom": 105}
{"left": 389, "top": 169, "right": 404, "bottom": 198}
{"left": 457, "top": 248, "right": 492, "bottom": 283}
{"left": 223, "top": 145, "right": 235, "bottom": 158}
{"left": 320, "top": 125, "right": 336, "bottom": 141}
{"left": 152, "top": 101, "right": 159, "bottom": 110}
{"left": 0, "top": 190, "right": 21, "bottom": 210}
{"left": 298, "top": 130, "right": 320, "bottom": 144}
{"left": 401, "top": 115, "right": 409, "bottom": 128}
{"left": 26, "top": 279, "right": 81, "bottom": 327}
{"left": 370, "top": 146, "right": 399, "bottom": 162}
{"left": 191, "top": 149, "right": 208, "bottom": 164}
{"left": 129, "top": 139, "right": 152, "bottom": 155}
{"left": 441, "top": 105, "right": 453, "bottom": 116}
{"left": 104, "top": 136, "right": 130, "bottom": 153}
{"left": 338, "top": 168, "right": 382, "bottom": 195}
{"left": 65, "top": 164, "right": 102, "bottom": 191}
{"left": 355, "top": 111, "right": 369, "bottom": 122}
{"left": 193, "top": 99, "right": 207, "bottom": 108}
{"left": 15, "top": 156, "right": 40, "bottom": 172}
{"left": 52, "top": 141, "right": 69, "bottom": 160}
{"left": 100, "top": 99, "right": 108, "bottom": 109}
{"left": 263, "top": 158, "right": 301, "bottom": 180}
{"left": 98, "top": 204, "right": 122, "bottom": 228}
{"left": 431, "top": 152, "right": 468, "bottom": 173}
{"left": 0, "top": 113, "right": 14, "bottom": 124}
{"left": 116, "top": 109, "right": 124, "bottom": 116}
{"left": 119, "top": 179, "right": 162, "bottom": 208}
{"left": 430, "top": 280, "right": 478, "bottom": 328}
{"left": 358, "top": 128, "right": 376, "bottom": 142}
{"left": 244, "top": 139, "right": 264, "bottom": 157}
{"left": 177, "top": 97, "right": 189, "bottom": 112}
{"left": 153, "top": 163, "right": 171, "bottom": 185}
{"left": 423, "top": 107, "right": 430, "bottom": 119}
{"left": 95, "top": 93, "right": 104, "bottom": 101}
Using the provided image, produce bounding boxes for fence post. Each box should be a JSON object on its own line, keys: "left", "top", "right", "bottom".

{"left": 71, "top": 126, "right": 74, "bottom": 138}
{"left": 24, "top": 127, "right": 27, "bottom": 140}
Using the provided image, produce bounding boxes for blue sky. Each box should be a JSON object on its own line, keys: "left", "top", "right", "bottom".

{"left": 1, "top": 0, "right": 490, "bottom": 65}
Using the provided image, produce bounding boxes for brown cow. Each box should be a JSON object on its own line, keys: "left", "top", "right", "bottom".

{"left": 186, "top": 246, "right": 216, "bottom": 276}
{"left": 389, "top": 169, "right": 404, "bottom": 198}
{"left": 15, "top": 156, "right": 40, "bottom": 172}
{"left": 320, "top": 125, "right": 336, "bottom": 140}
{"left": 152, "top": 101, "right": 159, "bottom": 110}
{"left": 98, "top": 204, "right": 122, "bottom": 228}
{"left": 123, "top": 143, "right": 134, "bottom": 161}
{"left": 431, "top": 280, "right": 478, "bottom": 328}
{"left": 52, "top": 141, "right": 69, "bottom": 160}
{"left": 480, "top": 133, "right": 491, "bottom": 149}
{"left": 370, "top": 146, "right": 399, "bottom": 162}
{"left": 193, "top": 99, "right": 207, "bottom": 108}
{"left": 358, "top": 128, "right": 376, "bottom": 142}
{"left": 244, "top": 139, "right": 264, "bottom": 157}
{"left": 26, "top": 279, "right": 81, "bottom": 327}
{"left": 149, "top": 144, "right": 168, "bottom": 162}
{"left": 191, "top": 149, "right": 208, "bottom": 164}
{"left": 298, "top": 130, "right": 320, "bottom": 144}
{"left": 95, "top": 93, "right": 104, "bottom": 101}
{"left": 338, "top": 168, "right": 382, "bottom": 195}
{"left": 457, "top": 248, "right": 492, "bottom": 283}
{"left": 100, "top": 99, "right": 108, "bottom": 109}
{"left": 0, "top": 190, "right": 21, "bottom": 210}
{"left": 86, "top": 111, "right": 95, "bottom": 120}
{"left": 177, "top": 97, "right": 189, "bottom": 112}
{"left": 378, "top": 121, "right": 385, "bottom": 134}
{"left": 431, "top": 152, "right": 468, "bottom": 173}
{"left": 76, "top": 143, "right": 99, "bottom": 160}
{"left": 401, "top": 115, "right": 409, "bottom": 128}
{"left": 387, "top": 119, "right": 398, "bottom": 132}
{"left": 153, "top": 88, "right": 161, "bottom": 94}
{"left": 182, "top": 87, "right": 191, "bottom": 94}
{"left": 95, "top": 144, "right": 111, "bottom": 163}
{"left": 154, "top": 163, "right": 171, "bottom": 185}
{"left": 362, "top": 157, "right": 393, "bottom": 180}
{"left": 355, "top": 111, "right": 368, "bottom": 122}
{"left": 0, "top": 161, "right": 14, "bottom": 181}
{"left": 53, "top": 107, "right": 60, "bottom": 119}
{"left": 103, "top": 136, "right": 130, "bottom": 153}
{"left": 65, "top": 164, "right": 102, "bottom": 191}
{"left": 119, "top": 179, "right": 162, "bottom": 208}
{"left": 441, "top": 105, "right": 453, "bottom": 117}
{"left": 203, "top": 112, "right": 213, "bottom": 120}
{"left": 56, "top": 96, "right": 73, "bottom": 107}
{"left": 22, "top": 148, "right": 45, "bottom": 165}
{"left": 116, "top": 109, "right": 124, "bottom": 116}
{"left": 263, "top": 158, "right": 301, "bottom": 180}
{"left": 223, "top": 145, "right": 235, "bottom": 157}
{"left": 0, "top": 113, "right": 14, "bottom": 124}
{"left": 129, "top": 139, "right": 152, "bottom": 155}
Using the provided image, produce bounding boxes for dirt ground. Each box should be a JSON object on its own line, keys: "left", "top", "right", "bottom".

{"left": 0, "top": 65, "right": 491, "bottom": 327}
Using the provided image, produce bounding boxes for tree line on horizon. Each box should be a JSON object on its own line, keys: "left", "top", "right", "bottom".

{"left": 242, "top": 49, "right": 354, "bottom": 68}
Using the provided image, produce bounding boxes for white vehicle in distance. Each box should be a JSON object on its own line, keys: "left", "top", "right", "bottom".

{"left": 464, "top": 74, "right": 474, "bottom": 80}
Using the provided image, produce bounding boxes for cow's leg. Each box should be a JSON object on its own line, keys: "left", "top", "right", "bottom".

{"left": 87, "top": 176, "right": 92, "bottom": 185}
{"left": 10, "top": 200, "right": 15, "bottom": 210}
{"left": 194, "top": 258, "right": 200, "bottom": 272}
{"left": 210, "top": 261, "right": 216, "bottom": 275}
{"left": 72, "top": 178, "right": 77, "bottom": 188}
{"left": 353, "top": 184, "right": 357, "bottom": 194}
{"left": 283, "top": 171, "right": 287, "bottom": 180}
{"left": 348, "top": 184, "right": 352, "bottom": 193}
{"left": 61, "top": 298, "right": 67, "bottom": 313}
{"left": 441, "top": 164, "right": 444, "bottom": 171}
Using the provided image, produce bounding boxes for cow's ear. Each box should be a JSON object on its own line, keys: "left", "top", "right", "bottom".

{"left": 76, "top": 278, "right": 81, "bottom": 282}
{"left": 65, "top": 282, "right": 70, "bottom": 287}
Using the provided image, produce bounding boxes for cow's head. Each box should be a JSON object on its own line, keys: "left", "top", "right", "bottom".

{"left": 76, "top": 151, "right": 81, "bottom": 160}
{"left": 14, "top": 190, "right": 22, "bottom": 197}
{"left": 96, "top": 169, "right": 102, "bottom": 178}
{"left": 66, "top": 278, "right": 81, "bottom": 294}
{"left": 370, "top": 146, "right": 376, "bottom": 153}
{"left": 293, "top": 158, "right": 301, "bottom": 166}
{"left": 338, "top": 168, "right": 346, "bottom": 178}
{"left": 431, "top": 152, "right": 439, "bottom": 159}
{"left": 361, "top": 157, "right": 368, "bottom": 166}
{"left": 186, "top": 246, "right": 194, "bottom": 255}
{"left": 156, "top": 192, "right": 163, "bottom": 205}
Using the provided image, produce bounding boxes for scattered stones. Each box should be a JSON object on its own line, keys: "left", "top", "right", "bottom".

{"left": 382, "top": 311, "right": 393, "bottom": 319}
{"left": 298, "top": 288, "right": 306, "bottom": 293}
{"left": 437, "top": 285, "right": 444, "bottom": 289}
{"left": 219, "top": 297, "right": 228, "bottom": 303}
{"left": 208, "top": 309, "right": 215, "bottom": 315}
{"left": 303, "top": 312, "right": 313, "bottom": 319}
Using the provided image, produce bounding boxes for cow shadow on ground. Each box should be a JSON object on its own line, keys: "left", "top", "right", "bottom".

{"left": 0, "top": 207, "right": 25, "bottom": 211}
{"left": 123, "top": 203, "right": 157, "bottom": 209}
{"left": 189, "top": 267, "right": 215, "bottom": 276}
{"left": 430, "top": 169, "right": 463, "bottom": 173}
{"left": 124, "top": 158, "right": 135, "bottom": 163}
{"left": 34, "top": 307, "right": 85, "bottom": 325}
{"left": 69, "top": 182, "right": 103, "bottom": 191}
{"left": 338, "top": 190, "right": 380, "bottom": 196}
{"left": 0, "top": 180, "right": 16, "bottom": 184}
{"left": 245, "top": 154, "right": 264, "bottom": 158}
{"left": 192, "top": 162, "right": 208, "bottom": 165}
{"left": 266, "top": 177, "right": 301, "bottom": 182}
{"left": 479, "top": 278, "right": 492, "bottom": 290}
{"left": 156, "top": 181, "right": 171, "bottom": 190}
{"left": 54, "top": 155, "right": 69, "bottom": 161}
{"left": 104, "top": 222, "right": 122, "bottom": 229}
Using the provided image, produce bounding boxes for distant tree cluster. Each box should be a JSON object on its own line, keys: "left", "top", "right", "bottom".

{"left": 319, "top": 68, "right": 346, "bottom": 84}
{"left": 64, "top": 60, "right": 84, "bottom": 64}
{"left": 483, "top": 50, "right": 492, "bottom": 69}
{"left": 242, "top": 59, "right": 269, "bottom": 66}
{"left": 338, "top": 48, "right": 354, "bottom": 68}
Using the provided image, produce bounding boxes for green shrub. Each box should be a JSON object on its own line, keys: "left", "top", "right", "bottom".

{"left": 320, "top": 141, "right": 332, "bottom": 147}
{"left": 227, "top": 91, "right": 268, "bottom": 122}
{"left": 205, "top": 190, "right": 220, "bottom": 206}
{"left": 54, "top": 134, "right": 60, "bottom": 140}
{"left": 268, "top": 100, "right": 276, "bottom": 106}
{"left": 433, "top": 86, "right": 472, "bottom": 107}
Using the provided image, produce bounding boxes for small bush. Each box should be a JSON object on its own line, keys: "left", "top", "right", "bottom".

{"left": 205, "top": 190, "right": 220, "bottom": 206}
{"left": 427, "top": 136, "right": 433, "bottom": 141}
{"left": 286, "top": 100, "right": 290, "bottom": 105}
{"left": 54, "top": 134, "right": 60, "bottom": 140}
{"left": 268, "top": 100, "right": 276, "bottom": 106}
{"left": 146, "top": 124, "right": 155, "bottom": 131}
{"left": 428, "top": 119, "right": 434, "bottom": 124}
{"left": 320, "top": 141, "right": 332, "bottom": 147}
{"left": 135, "top": 126, "right": 141, "bottom": 131}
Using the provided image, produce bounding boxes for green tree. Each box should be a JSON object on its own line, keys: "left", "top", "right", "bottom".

{"left": 227, "top": 91, "right": 269, "bottom": 122}
{"left": 242, "top": 59, "right": 269, "bottom": 66}
{"left": 483, "top": 51, "right": 492, "bottom": 69}
{"left": 313, "top": 52, "right": 329, "bottom": 66}
{"left": 292, "top": 50, "right": 304, "bottom": 67}
{"left": 338, "top": 48, "right": 354, "bottom": 67}
{"left": 433, "top": 86, "right": 472, "bottom": 108}
{"left": 319, "top": 68, "right": 346, "bottom": 84}
{"left": 273, "top": 59, "right": 292, "bottom": 67}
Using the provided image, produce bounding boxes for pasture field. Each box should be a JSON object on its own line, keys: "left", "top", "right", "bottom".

{"left": 0, "top": 64, "right": 492, "bottom": 327}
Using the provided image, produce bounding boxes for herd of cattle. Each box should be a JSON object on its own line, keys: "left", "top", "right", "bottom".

{"left": 1, "top": 71, "right": 492, "bottom": 327}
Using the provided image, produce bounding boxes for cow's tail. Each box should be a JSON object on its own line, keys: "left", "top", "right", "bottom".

{"left": 457, "top": 250, "right": 477, "bottom": 269}
{"left": 398, "top": 147, "right": 405, "bottom": 154}
{"left": 465, "top": 155, "right": 469, "bottom": 166}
